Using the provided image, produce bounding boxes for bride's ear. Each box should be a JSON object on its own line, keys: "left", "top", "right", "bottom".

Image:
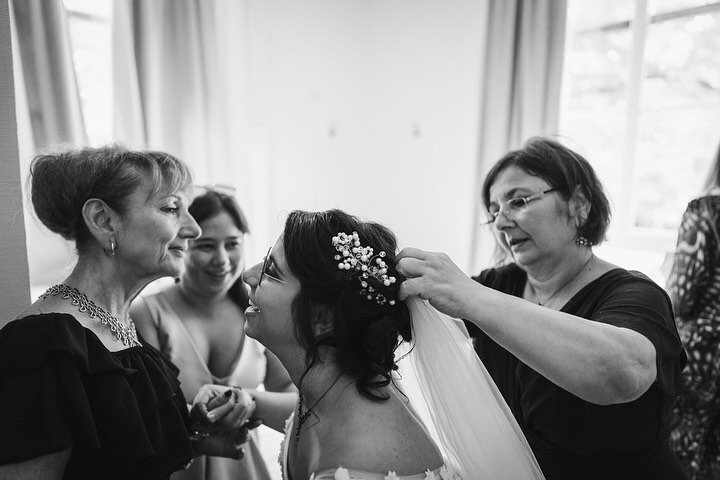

{"left": 311, "top": 305, "right": 334, "bottom": 337}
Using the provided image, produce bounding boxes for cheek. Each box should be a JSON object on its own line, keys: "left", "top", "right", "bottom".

{"left": 188, "top": 251, "right": 212, "bottom": 267}
{"left": 228, "top": 251, "right": 243, "bottom": 268}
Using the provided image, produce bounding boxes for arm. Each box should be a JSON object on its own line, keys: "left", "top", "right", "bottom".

{"left": 396, "top": 248, "right": 657, "bottom": 406}
{"left": 130, "top": 298, "right": 160, "bottom": 349}
{"left": 0, "top": 448, "right": 72, "bottom": 480}
{"left": 244, "top": 389, "right": 297, "bottom": 433}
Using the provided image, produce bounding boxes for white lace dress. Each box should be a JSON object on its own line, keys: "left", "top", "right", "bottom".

{"left": 278, "top": 412, "right": 462, "bottom": 480}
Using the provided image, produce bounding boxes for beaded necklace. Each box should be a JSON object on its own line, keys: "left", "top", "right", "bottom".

{"left": 40, "top": 284, "right": 141, "bottom": 347}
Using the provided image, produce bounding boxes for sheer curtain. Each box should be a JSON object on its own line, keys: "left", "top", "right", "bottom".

{"left": 10, "top": 0, "right": 85, "bottom": 149}
{"left": 469, "top": 0, "right": 568, "bottom": 270}
{"left": 10, "top": 0, "right": 84, "bottom": 295}
{"left": 1, "top": 0, "right": 30, "bottom": 321}
{"left": 112, "top": 0, "right": 273, "bottom": 263}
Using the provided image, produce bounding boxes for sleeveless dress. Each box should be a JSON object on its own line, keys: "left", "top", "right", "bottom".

{"left": 139, "top": 292, "right": 272, "bottom": 480}
{"left": 0, "top": 313, "right": 193, "bottom": 479}
{"left": 278, "top": 412, "right": 461, "bottom": 480}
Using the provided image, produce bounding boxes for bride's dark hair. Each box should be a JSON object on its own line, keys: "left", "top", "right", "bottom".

{"left": 283, "top": 209, "right": 412, "bottom": 401}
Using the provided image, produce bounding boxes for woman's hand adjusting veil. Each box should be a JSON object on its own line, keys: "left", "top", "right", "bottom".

{"left": 396, "top": 247, "right": 481, "bottom": 319}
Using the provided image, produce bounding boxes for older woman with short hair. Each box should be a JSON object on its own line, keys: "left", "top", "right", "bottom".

{"left": 0, "top": 146, "right": 242, "bottom": 479}
{"left": 397, "top": 137, "right": 687, "bottom": 480}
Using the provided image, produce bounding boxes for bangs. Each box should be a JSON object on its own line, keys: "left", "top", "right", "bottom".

{"left": 132, "top": 152, "right": 194, "bottom": 199}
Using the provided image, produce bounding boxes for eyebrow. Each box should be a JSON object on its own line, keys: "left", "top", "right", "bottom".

{"left": 489, "top": 187, "right": 533, "bottom": 205}
{"left": 158, "top": 194, "right": 182, "bottom": 203}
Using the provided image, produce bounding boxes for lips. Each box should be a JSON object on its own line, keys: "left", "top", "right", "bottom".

{"left": 206, "top": 270, "right": 231, "bottom": 278}
{"left": 507, "top": 238, "right": 528, "bottom": 248}
{"left": 168, "top": 245, "right": 187, "bottom": 254}
{"left": 245, "top": 298, "right": 260, "bottom": 315}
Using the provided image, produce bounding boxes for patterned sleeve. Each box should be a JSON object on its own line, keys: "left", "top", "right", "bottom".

{"left": 667, "top": 200, "right": 712, "bottom": 318}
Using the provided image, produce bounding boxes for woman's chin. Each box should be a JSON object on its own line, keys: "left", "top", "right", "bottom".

{"left": 242, "top": 318, "right": 259, "bottom": 340}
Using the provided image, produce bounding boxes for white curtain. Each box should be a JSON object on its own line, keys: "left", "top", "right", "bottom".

{"left": 469, "top": 0, "right": 568, "bottom": 270}
{"left": 112, "top": 0, "right": 272, "bottom": 263}
{"left": 10, "top": 0, "right": 84, "bottom": 294}
{"left": 10, "top": 0, "right": 85, "bottom": 149}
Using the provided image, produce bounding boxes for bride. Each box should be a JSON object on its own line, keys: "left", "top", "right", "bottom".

{"left": 195, "top": 209, "right": 544, "bottom": 479}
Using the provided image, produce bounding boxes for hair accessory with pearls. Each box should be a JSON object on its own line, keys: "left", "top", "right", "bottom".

{"left": 332, "top": 231, "right": 397, "bottom": 306}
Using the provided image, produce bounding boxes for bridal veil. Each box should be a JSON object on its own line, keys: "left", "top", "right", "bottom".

{"left": 397, "top": 298, "right": 545, "bottom": 480}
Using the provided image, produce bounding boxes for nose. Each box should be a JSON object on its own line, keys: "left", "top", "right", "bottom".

{"left": 242, "top": 261, "right": 262, "bottom": 288}
{"left": 492, "top": 210, "right": 515, "bottom": 231}
{"left": 212, "top": 246, "right": 230, "bottom": 266}
{"left": 180, "top": 212, "right": 202, "bottom": 239}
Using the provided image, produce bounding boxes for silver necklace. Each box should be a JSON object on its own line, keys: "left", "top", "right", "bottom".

{"left": 532, "top": 255, "right": 594, "bottom": 307}
{"left": 40, "top": 284, "right": 141, "bottom": 347}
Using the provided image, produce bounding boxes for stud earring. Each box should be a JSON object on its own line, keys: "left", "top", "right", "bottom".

{"left": 575, "top": 236, "right": 591, "bottom": 247}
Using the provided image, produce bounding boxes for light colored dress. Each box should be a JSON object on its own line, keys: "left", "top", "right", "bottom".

{"left": 279, "top": 412, "right": 461, "bottom": 480}
{"left": 140, "top": 292, "right": 272, "bottom": 480}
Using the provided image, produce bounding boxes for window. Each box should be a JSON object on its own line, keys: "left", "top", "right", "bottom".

{"left": 560, "top": 0, "right": 720, "bottom": 262}
{"left": 63, "top": 0, "right": 113, "bottom": 146}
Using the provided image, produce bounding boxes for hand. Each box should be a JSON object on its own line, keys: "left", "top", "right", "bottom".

{"left": 192, "top": 419, "right": 263, "bottom": 459}
{"left": 191, "top": 385, "right": 256, "bottom": 433}
{"left": 395, "top": 247, "right": 479, "bottom": 319}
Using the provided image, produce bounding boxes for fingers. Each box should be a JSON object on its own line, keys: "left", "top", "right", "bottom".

{"left": 395, "top": 247, "right": 431, "bottom": 262}
{"left": 191, "top": 388, "right": 233, "bottom": 426}
{"left": 192, "top": 384, "right": 217, "bottom": 406}
{"left": 224, "top": 441, "right": 245, "bottom": 460}
{"left": 207, "top": 389, "right": 233, "bottom": 410}
{"left": 395, "top": 257, "right": 427, "bottom": 278}
{"left": 397, "top": 277, "right": 425, "bottom": 301}
{"left": 206, "top": 397, "right": 235, "bottom": 423}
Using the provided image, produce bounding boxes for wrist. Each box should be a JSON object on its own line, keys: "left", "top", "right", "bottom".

{"left": 232, "top": 386, "right": 257, "bottom": 423}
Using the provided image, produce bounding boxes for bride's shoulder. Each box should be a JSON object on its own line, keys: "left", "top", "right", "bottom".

{"left": 318, "top": 396, "right": 443, "bottom": 475}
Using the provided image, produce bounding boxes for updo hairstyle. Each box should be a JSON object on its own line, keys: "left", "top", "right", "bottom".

{"left": 283, "top": 209, "right": 412, "bottom": 401}
{"left": 29, "top": 145, "right": 192, "bottom": 252}
{"left": 482, "top": 137, "right": 611, "bottom": 247}
{"left": 188, "top": 189, "right": 250, "bottom": 308}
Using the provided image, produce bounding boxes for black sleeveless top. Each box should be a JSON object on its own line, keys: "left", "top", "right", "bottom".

{"left": 466, "top": 265, "right": 687, "bottom": 480}
{"left": 0, "top": 313, "right": 193, "bottom": 479}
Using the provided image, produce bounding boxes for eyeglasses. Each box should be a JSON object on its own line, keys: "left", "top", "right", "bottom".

{"left": 481, "top": 188, "right": 559, "bottom": 226}
{"left": 259, "top": 246, "right": 293, "bottom": 286}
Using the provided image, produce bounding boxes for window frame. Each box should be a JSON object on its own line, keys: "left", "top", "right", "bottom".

{"left": 561, "top": 0, "right": 720, "bottom": 253}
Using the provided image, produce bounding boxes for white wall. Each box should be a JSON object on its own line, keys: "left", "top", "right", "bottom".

{"left": 18, "top": 0, "right": 491, "bottom": 293}
{"left": 242, "top": 0, "right": 488, "bottom": 269}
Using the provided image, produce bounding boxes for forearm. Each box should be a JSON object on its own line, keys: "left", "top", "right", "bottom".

{"left": 0, "top": 447, "right": 72, "bottom": 480}
{"left": 246, "top": 390, "right": 297, "bottom": 432}
{"left": 464, "top": 289, "right": 657, "bottom": 405}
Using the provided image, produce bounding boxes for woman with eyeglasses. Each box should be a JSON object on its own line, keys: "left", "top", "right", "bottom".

{"left": 131, "top": 188, "right": 296, "bottom": 480}
{"left": 396, "top": 137, "right": 687, "bottom": 480}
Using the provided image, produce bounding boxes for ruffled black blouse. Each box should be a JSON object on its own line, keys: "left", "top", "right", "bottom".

{"left": 0, "top": 313, "right": 193, "bottom": 479}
